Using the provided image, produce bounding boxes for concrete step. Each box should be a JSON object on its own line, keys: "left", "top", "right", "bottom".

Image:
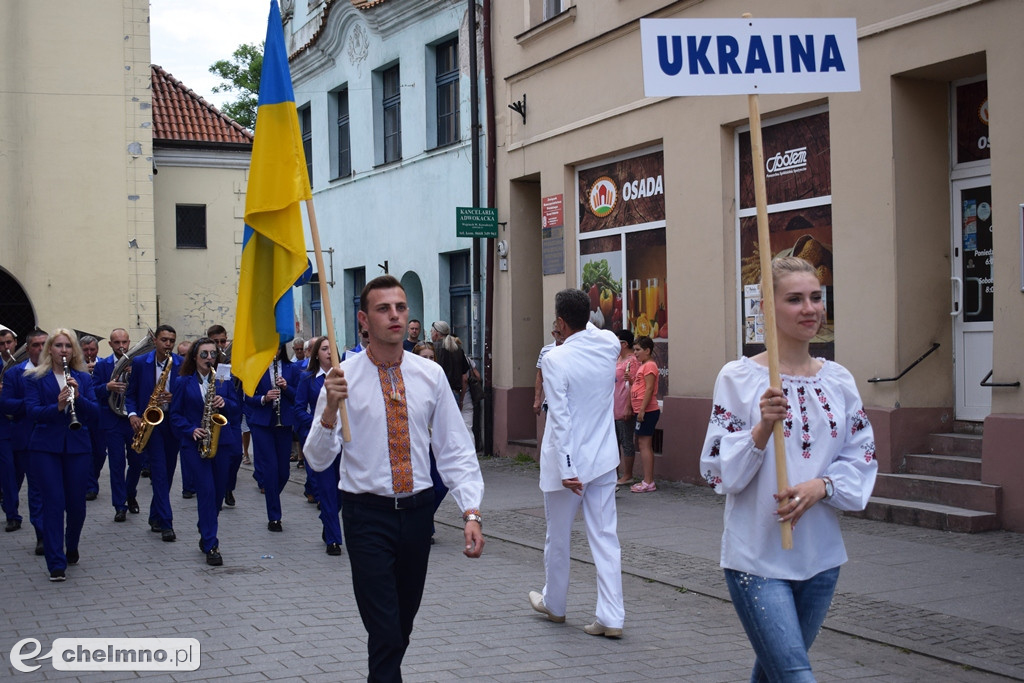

{"left": 928, "top": 432, "right": 983, "bottom": 457}
{"left": 872, "top": 472, "right": 1000, "bottom": 513}
{"left": 849, "top": 496, "right": 1000, "bottom": 533}
{"left": 904, "top": 453, "right": 983, "bottom": 480}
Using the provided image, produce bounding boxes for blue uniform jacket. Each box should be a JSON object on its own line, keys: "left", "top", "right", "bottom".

{"left": 243, "top": 361, "right": 299, "bottom": 428}
{"left": 125, "top": 351, "right": 181, "bottom": 419}
{"left": 25, "top": 369, "right": 99, "bottom": 454}
{"left": 292, "top": 371, "right": 325, "bottom": 445}
{"left": 1, "top": 362, "right": 33, "bottom": 451}
{"left": 169, "top": 374, "right": 241, "bottom": 445}
{"left": 92, "top": 354, "right": 130, "bottom": 430}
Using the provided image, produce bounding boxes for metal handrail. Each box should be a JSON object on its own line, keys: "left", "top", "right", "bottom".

{"left": 980, "top": 370, "right": 1021, "bottom": 388}
{"left": 867, "top": 343, "right": 941, "bottom": 383}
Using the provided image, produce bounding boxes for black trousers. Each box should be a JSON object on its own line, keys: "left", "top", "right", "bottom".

{"left": 342, "top": 492, "right": 434, "bottom": 683}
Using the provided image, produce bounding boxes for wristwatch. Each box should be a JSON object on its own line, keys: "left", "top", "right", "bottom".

{"left": 822, "top": 476, "right": 834, "bottom": 500}
{"left": 463, "top": 513, "right": 483, "bottom": 528}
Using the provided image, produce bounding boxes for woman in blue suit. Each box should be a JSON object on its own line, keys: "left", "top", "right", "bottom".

{"left": 170, "top": 338, "right": 239, "bottom": 566}
{"left": 244, "top": 343, "right": 297, "bottom": 532}
{"left": 24, "top": 329, "right": 99, "bottom": 582}
{"left": 294, "top": 336, "right": 342, "bottom": 555}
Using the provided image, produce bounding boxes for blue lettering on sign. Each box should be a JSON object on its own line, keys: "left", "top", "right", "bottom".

{"left": 687, "top": 35, "right": 714, "bottom": 74}
{"left": 655, "top": 33, "right": 848, "bottom": 76}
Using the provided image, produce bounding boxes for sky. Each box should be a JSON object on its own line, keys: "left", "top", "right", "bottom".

{"left": 149, "top": 0, "right": 271, "bottom": 110}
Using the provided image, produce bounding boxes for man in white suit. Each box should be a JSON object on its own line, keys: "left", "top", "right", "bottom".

{"left": 528, "top": 288, "right": 625, "bottom": 637}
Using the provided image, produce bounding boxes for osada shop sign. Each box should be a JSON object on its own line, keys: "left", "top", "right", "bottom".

{"left": 578, "top": 151, "right": 664, "bottom": 233}
{"left": 640, "top": 17, "right": 860, "bottom": 96}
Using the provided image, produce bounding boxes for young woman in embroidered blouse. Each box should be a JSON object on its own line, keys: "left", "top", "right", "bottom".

{"left": 629, "top": 336, "right": 660, "bottom": 493}
{"left": 699, "top": 256, "right": 877, "bottom": 682}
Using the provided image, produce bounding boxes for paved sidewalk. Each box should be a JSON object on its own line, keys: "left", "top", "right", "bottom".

{"left": 0, "top": 455, "right": 1020, "bottom": 681}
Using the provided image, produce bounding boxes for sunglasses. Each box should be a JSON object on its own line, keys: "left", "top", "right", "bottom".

{"left": 198, "top": 350, "right": 217, "bottom": 359}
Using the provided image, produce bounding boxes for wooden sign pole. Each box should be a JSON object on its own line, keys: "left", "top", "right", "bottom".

{"left": 747, "top": 92, "right": 793, "bottom": 550}
{"left": 305, "top": 198, "right": 351, "bottom": 442}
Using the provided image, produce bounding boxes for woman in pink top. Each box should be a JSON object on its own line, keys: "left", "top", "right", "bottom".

{"left": 630, "top": 336, "right": 660, "bottom": 492}
{"left": 614, "top": 329, "right": 637, "bottom": 485}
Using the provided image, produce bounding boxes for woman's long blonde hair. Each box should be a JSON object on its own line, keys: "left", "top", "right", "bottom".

{"left": 26, "top": 328, "right": 86, "bottom": 378}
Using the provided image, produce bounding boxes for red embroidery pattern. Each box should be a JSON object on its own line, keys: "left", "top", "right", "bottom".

{"left": 368, "top": 349, "right": 413, "bottom": 493}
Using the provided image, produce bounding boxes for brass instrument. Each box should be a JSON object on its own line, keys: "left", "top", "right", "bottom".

{"left": 62, "top": 356, "right": 83, "bottom": 431}
{"left": 1, "top": 343, "right": 28, "bottom": 385}
{"left": 199, "top": 375, "right": 227, "bottom": 459}
{"left": 271, "top": 360, "right": 283, "bottom": 427}
{"left": 131, "top": 356, "right": 172, "bottom": 453}
{"left": 108, "top": 330, "right": 156, "bottom": 417}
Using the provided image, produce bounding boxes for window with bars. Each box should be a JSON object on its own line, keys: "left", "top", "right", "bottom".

{"left": 435, "top": 39, "right": 459, "bottom": 147}
{"left": 175, "top": 204, "right": 207, "bottom": 249}
{"left": 300, "top": 105, "right": 313, "bottom": 185}
{"left": 382, "top": 65, "right": 402, "bottom": 163}
{"left": 336, "top": 89, "right": 351, "bottom": 178}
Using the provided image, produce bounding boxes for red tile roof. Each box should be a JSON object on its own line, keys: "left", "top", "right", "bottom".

{"left": 151, "top": 64, "right": 253, "bottom": 145}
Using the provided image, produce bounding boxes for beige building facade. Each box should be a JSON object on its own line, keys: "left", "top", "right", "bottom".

{"left": 0, "top": 0, "right": 155, "bottom": 343}
{"left": 490, "top": 0, "right": 1024, "bottom": 530}
{"left": 0, "top": 2, "right": 251, "bottom": 349}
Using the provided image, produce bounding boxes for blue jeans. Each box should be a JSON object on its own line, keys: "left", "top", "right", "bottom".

{"left": 724, "top": 566, "right": 839, "bottom": 683}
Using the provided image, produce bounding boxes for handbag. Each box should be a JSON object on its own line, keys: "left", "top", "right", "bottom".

{"left": 468, "top": 373, "right": 484, "bottom": 404}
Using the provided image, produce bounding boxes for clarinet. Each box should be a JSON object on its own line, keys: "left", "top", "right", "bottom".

{"left": 272, "top": 360, "right": 283, "bottom": 427}
{"left": 62, "top": 356, "right": 83, "bottom": 431}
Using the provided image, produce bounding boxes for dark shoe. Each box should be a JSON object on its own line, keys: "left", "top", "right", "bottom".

{"left": 5, "top": 519, "right": 21, "bottom": 532}
{"left": 182, "top": 491, "right": 194, "bottom": 499}
{"left": 161, "top": 528, "right": 177, "bottom": 542}
{"left": 206, "top": 548, "right": 223, "bottom": 566}
{"left": 267, "top": 520, "right": 282, "bottom": 532}
{"left": 224, "top": 491, "right": 235, "bottom": 507}
{"left": 305, "top": 494, "right": 317, "bottom": 504}
{"left": 127, "top": 498, "right": 140, "bottom": 514}
{"left": 326, "top": 543, "right": 342, "bottom": 556}
{"left": 114, "top": 510, "right": 127, "bottom": 523}
{"left": 85, "top": 491, "right": 98, "bottom": 501}
{"left": 150, "top": 521, "right": 163, "bottom": 533}
{"left": 49, "top": 569, "right": 66, "bottom": 582}
{"left": 296, "top": 459, "right": 304, "bottom": 469}
{"left": 66, "top": 549, "right": 79, "bottom": 565}
{"left": 140, "top": 468, "right": 150, "bottom": 478}
{"left": 35, "top": 537, "right": 44, "bottom": 556}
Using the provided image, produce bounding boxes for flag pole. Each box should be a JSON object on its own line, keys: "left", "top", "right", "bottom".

{"left": 306, "top": 198, "right": 351, "bottom": 442}
{"left": 747, "top": 90, "right": 793, "bottom": 550}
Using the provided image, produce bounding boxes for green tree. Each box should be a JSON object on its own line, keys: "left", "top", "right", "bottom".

{"left": 209, "top": 42, "right": 263, "bottom": 130}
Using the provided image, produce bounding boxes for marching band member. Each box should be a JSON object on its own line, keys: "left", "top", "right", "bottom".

{"left": 79, "top": 335, "right": 106, "bottom": 502}
{"left": 125, "top": 324, "right": 181, "bottom": 542}
{"left": 170, "top": 338, "right": 238, "bottom": 566}
{"left": 207, "top": 325, "right": 243, "bottom": 509}
{"left": 0, "top": 329, "right": 48, "bottom": 554}
{"left": 293, "top": 336, "right": 342, "bottom": 555}
{"left": 91, "top": 329, "right": 141, "bottom": 522}
{"left": 24, "top": 329, "right": 99, "bottom": 581}
{"left": 244, "top": 343, "right": 298, "bottom": 532}
{"left": 1, "top": 327, "right": 20, "bottom": 529}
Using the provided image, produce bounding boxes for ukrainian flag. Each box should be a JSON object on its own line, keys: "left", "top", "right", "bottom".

{"left": 233, "top": 0, "right": 311, "bottom": 396}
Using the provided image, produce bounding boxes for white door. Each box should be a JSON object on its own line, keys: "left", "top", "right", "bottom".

{"left": 951, "top": 177, "right": 993, "bottom": 421}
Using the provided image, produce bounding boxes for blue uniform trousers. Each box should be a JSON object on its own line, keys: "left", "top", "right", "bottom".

{"left": 143, "top": 423, "right": 178, "bottom": 530}
{"left": 3, "top": 448, "right": 44, "bottom": 531}
{"left": 33, "top": 450, "right": 90, "bottom": 572}
{"left": 310, "top": 454, "right": 342, "bottom": 546}
{"left": 250, "top": 424, "right": 291, "bottom": 522}
{"left": 85, "top": 427, "right": 107, "bottom": 496}
{"left": 106, "top": 421, "right": 139, "bottom": 511}
{"left": 180, "top": 442, "right": 229, "bottom": 552}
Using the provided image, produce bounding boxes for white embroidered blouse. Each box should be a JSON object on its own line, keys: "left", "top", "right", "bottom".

{"left": 699, "top": 356, "right": 878, "bottom": 581}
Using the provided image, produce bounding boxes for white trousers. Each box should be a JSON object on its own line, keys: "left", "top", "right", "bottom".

{"left": 541, "top": 469, "right": 625, "bottom": 628}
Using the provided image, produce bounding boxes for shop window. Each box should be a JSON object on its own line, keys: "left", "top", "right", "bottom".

{"left": 175, "top": 204, "right": 207, "bottom": 249}
{"left": 577, "top": 148, "right": 669, "bottom": 400}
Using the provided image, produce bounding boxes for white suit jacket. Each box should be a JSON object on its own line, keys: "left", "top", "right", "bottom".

{"left": 539, "top": 323, "right": 620, "bottom": 492}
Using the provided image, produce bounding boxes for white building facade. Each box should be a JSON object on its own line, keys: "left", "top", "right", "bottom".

{"left": 285, "top": 0, "right": 486, "bottom": 358}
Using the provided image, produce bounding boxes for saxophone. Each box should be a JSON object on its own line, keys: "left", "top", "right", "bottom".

{"left": 199, "top": 375, "right": 227, "bottom": 459}
{"left": 131, "top": 357, "right": 172, "bottom": 453}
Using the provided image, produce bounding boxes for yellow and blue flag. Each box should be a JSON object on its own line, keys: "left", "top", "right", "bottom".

{"left": 233, "top": 0, "right": 312, "bottom": 396}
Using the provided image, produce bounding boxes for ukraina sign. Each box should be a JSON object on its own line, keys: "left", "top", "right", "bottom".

{"left": 641, "top": 18, "right": 859, "bottom": 96}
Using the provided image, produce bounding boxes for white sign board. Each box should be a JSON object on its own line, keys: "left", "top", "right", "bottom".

{"left": 641, "top": 18, "right": 860, "bottom": 96}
